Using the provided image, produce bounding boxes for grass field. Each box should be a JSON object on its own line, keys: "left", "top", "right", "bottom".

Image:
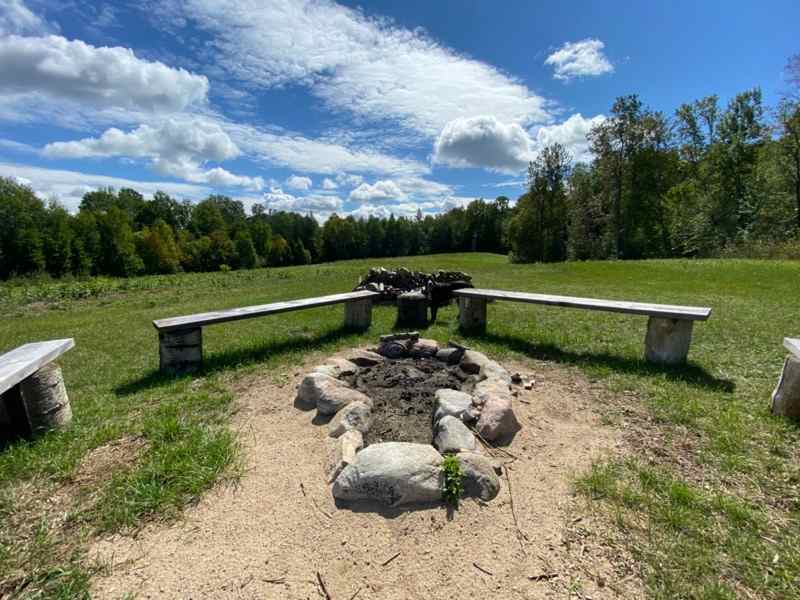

{"left": 1, "top": 253, "right": 799, "bottom": 599}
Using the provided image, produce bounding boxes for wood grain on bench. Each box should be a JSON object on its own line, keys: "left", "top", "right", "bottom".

{"left": 0, "top": 339, "right": 75, "bottom": 396}
{"left": 153, "top": 290, "right": 380, "bottom": 332}
{"left": 454, "top": 288, "right": 711, "bottom": 321}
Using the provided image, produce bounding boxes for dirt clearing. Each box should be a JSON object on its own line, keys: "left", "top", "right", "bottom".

{"left": 90, "top": 352, "right": 642, "bottom": 599}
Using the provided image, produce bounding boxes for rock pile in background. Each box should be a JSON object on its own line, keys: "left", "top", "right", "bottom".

{"left": 353, "top": 267, "right": 472, "bottom": 301}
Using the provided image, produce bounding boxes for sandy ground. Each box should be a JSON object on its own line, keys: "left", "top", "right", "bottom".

{"left": 90, "top": 351, "right": 643, "bottom": 599}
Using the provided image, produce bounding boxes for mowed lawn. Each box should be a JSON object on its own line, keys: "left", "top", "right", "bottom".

{"left": 1, "top": 254, "right": 799, "bottom": 599}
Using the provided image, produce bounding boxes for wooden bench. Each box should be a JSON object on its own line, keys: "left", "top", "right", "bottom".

{"left": 454, "top": 288, "right": 712, "bottom": 365}
{"left": 0, "top": 338, "right": 74, "bottom": 438}
{"left": 153, "top": 290, "right": 380, "bottom": 373}
{"left": 772, "top": 338, "right": 800, "bottom": 418}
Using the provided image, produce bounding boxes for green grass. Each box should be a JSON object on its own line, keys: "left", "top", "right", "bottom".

{"left": 1, "top": 253, "right": 799, "bottom": 598}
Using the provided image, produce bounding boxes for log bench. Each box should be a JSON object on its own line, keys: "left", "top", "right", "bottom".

{"left": 153, "top": 290, "right": 380, "bottom": 373}
{"left": 0, "top": 338, "right": 74, "bottom": 438}
{"left": 454, "top": 288, "right": 712, "bottom": 365}
{"left": 772, "top": 338, "right": 800, "bottom": 418}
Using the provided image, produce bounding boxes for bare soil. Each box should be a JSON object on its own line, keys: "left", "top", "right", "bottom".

{"left": 90, "top": 350, "right": 644, "bottom": 599}
{"left": 341, "top": 357, "right": 476, "bottom": 446}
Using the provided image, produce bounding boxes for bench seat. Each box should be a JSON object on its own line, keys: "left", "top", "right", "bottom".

{"left": 153, "top": 290, "right": 379, "bottom": 373}
{"left": 0, "top": 338, "right": 74, "bottom": 396}
{"left": 454, "top": 288, "right": 712, "bottom": 365}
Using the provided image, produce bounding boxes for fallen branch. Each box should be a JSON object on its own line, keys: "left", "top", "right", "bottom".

{"left": 381, "top": 551, "right": 401, "bottom": 567}
{"left": 473, "top": 562, "right": 493, "bottom": 576}
{"left": 316, "top": 571, "right": 332, "bottom": 600}
{"left": 469, "top": 426, "right": 520, "bottom": 462}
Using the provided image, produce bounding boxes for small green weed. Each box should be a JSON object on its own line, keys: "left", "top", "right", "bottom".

{"left": 442, "top": 455, "right": 464, "bottom": 508}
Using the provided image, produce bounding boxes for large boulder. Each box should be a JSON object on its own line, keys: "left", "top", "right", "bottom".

{"left": 434, "top": 415, "right": 477, "bottom": 454}
{"left": 474, "top": 378, "right": 520, "bottom": 442}
{"left": 433, "top": 389, "right": 474, "bottom": 424}
{"left": 457, "top": 452, "right": 501, "bottom": 501}
{"left": 312, "top": 358, "right": 358, "bottom": 378}
{"left": 327, "top": 430, "right": 363, "bottom": 483}
{"left": 332, "top": 442, "right": 444, "bottom": 506}
{"left": 480, "top": 360, "right": 512, "bottom": 385}
{"left": 328, "top": 401, "right": 372, "bottom": 438}
{"left": 296, "top": 373, "right": 371, "bottom": 415}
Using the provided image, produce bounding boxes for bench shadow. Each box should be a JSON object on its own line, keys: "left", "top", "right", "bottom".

{"left": 468, "top": 331, "right": 735, "bottom": 393}
{"left": 115, "top": 326, "right": 360, "bottom": 396}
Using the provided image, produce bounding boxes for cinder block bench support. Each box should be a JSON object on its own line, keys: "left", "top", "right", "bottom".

{"left": 454, "top": 288, "right": 711, "bottom": 366}
{"left": 0, "top": 339, "right": 74, "bottom": 439}
{"left": 154, "top": 290, "right": 379, "bottom": 374}
{"left": 159, "top": 327, "right": 203, "bottom": 374}
{"left": 344, "top": 297, "right": 373, "bottom": 330}
{"left": 772, "top": 338, "right": 800, "bottom": 418}
{"left": 458, "top": 296, "right": 487, "bottom": 333}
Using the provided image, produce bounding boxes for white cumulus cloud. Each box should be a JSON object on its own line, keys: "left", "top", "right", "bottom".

{"left": 0, "top": 34, "right": 209, "bottom": 113}
{"left": 321, "top": 177, "right": 338, "bottom": 190}
{"left": 285, "top": 174, "right": 312, "bottom": 190}
{"left": 43, "top": 118, "right": 264, "bottom": 190}
{"left": 262, "top": 186, "right": 342, "bottom": 214}
{"left": 529, "top": 113, "right": 605, "bottom": 163}
{"left": 544, "top": 39, "right": 613, "bottom": 82}
{"left": 433, "top": 115, "right": 533, "bottom": 173}
{"left": 349, "top": 180, "right": 406, "bottom": 203}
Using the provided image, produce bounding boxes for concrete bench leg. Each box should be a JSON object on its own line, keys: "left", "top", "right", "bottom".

{"left": 772, "top": 355, "right": 800, "bottom": 418}
{"left": 458, "top": 296, "right": 487, "bottom": 333}
{"left": 159, "top": 327, "right": 202, "bottom": 373}
{"left": 644, "top": 317, "right": 693, "bottom": 365}
{"left": 344, "top": 298, "right": 373, "bottom": 330}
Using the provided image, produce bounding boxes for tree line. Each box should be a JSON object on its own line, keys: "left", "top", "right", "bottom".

{"left": 1, "top": 56, "right": 798, "bottom": 280}
{"left": 0, "top": 179, "right": 512, "bottom": 279}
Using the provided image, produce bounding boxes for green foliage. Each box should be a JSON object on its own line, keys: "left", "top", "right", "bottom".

{"left": 441, "top": 454, "right": 464, "bottom": 507}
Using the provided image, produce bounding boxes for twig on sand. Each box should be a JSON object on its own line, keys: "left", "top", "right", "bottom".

{"left": 528, "top": 572, "right": 559, "bottom": 582}
{"left": 348, "top": 586, "right": 362, "bottom": 600}
{"left": 263, "top": 577, "right": 286, "bottom": 585}
{"left": 300, "top": 482, "right": 307, "bottom": 497}
{"left": 381, "top": 551, "right": 401, "bottom": 567}
{"left": 316, "top": 571, "right": 332, "bottom": 600}
{"left": 469, "top": 427, "right": 520, "bottom": 462}
{"left": 504, "top": 465, "right": 528, "bottom": 556}
{"left": 312, "top": 497, "right": 333, "bottom": 520}
{"left": 473, "top": 562, "right": 494, "bottom": 576}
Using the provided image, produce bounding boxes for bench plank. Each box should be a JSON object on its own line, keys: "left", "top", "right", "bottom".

{"left": 0, "top": 339, "right": 75, "bottom": 396}
{"left": 454, "top": 288, "right": 711, "bottom": 321}
{"left": 785, "top": 338, "right": 800, "bottom": 359}
{"left": 153, "top": 290, "right": 380, "bottom": 332}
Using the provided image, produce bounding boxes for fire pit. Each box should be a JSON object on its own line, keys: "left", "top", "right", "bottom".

{"left": 295, "top": 334, "right": 521, "bottom": 508}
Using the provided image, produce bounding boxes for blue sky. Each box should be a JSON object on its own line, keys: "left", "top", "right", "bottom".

{"left": 0, "top": 0, "right": 798, "bottom": 218}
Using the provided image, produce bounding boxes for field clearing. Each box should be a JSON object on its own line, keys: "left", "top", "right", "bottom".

{"left": 1, "top": 253, "right": 799, "bottom": 599}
